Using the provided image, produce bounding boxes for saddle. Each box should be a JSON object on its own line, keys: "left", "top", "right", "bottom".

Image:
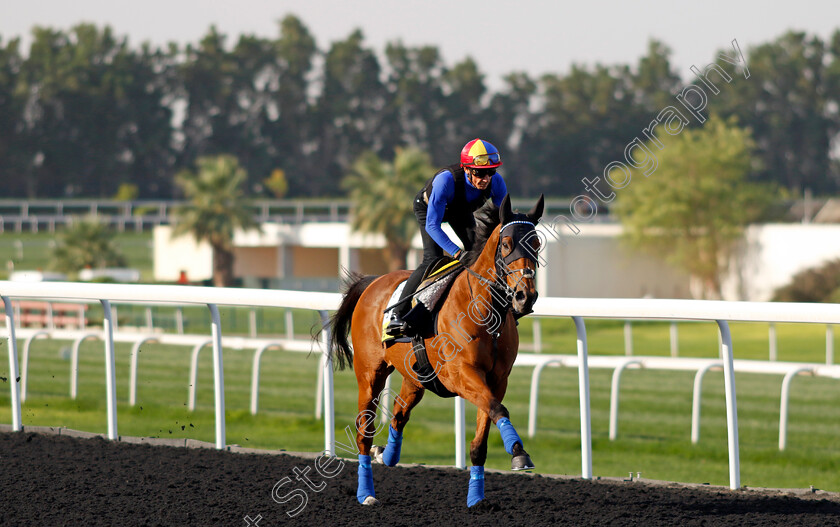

{"left": 413, "top": 256, "right": 463, "bottom": 311}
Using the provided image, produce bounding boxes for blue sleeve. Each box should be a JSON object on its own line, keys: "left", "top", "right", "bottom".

{"left": 490, "top": 174, "right": 508, "bottom": 207}
{"left": 425, "top": 172, "right": 462, "bottom": 256}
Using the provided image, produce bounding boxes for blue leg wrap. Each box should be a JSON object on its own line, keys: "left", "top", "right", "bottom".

{"left": 356, "top": 455, "right": 375, "bottom": 504}
{"left": 467, "top": 466, "right": 485, "bottom": 507}
{"left": 496, "top": 417, "right": 522, "bottom": 455}
{"left": 381, "top": 425, "right": 403, "bottom": 467}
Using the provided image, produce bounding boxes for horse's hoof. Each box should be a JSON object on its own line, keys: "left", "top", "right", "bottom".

{"left": 370, "top": 445, "right": 385, "bottom": 464}
{"left": 511, "top": 452, "right": 534, "bottom": 471}
{"left": 361, "top": 496, "right": 380, "bottom": 506}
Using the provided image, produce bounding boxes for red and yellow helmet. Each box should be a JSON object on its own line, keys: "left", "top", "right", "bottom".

{"left": 460, "top": 138, "right": 502, "bottom": 169}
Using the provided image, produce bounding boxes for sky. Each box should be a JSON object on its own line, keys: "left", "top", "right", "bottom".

{"left": 0, "top": 0, "right": 838, "bottom": 88}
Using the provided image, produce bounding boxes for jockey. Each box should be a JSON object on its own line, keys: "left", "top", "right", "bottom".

{"left": 385, "top": 138, "right": 509, "bottom": 338}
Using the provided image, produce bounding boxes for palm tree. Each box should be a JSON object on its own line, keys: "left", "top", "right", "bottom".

{"left": 343, "top": 147, "right": 433, "bottom": 272}
{"left": 172, "top": 155, "right": 260, "bottom": 287}
{"left": 51, "top": 215, "right": 127, "bottom": 273}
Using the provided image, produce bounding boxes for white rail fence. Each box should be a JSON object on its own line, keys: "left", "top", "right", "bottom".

{"left": 11, "top": 299, "right": 837, "bottom": 364}
{"left": 1, "top": 282, "right": 340, "bottom": 452}
{"left": 14, "top": 329, "right": 319, "bottom": 416}
{"left": 4, "top": 281, "right": 840, "bottom": 491}
{"left": 620, "top": 319, "right": 837, "bottom": 364}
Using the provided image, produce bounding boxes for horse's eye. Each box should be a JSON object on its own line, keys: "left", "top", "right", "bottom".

{"left": 501, "top": 237, "right": 513, "bottom": 257}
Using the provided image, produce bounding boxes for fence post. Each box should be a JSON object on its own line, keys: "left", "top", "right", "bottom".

{"left": 46, "top": 303, "right": 54, "bottom": 331}
{"left": 609, "top": 359, "right": 642, "bottom": 440}
{"left": 315, "top": 354, "right": 324, "bottom": 419}
{"left": 129, "top": 337, "right": 160, "bottom": 406}
{"left": 716, "top": 320, "right": 740, "bottom": 490}
{"left": 176, "top": 307, "right": 184, "bottom": 334}
{"left": 2, "top": 296, "right": 22, "bottom": 431}
{"left": 380, "top": 373, "right": 392, "bottom": 423}
{"left": 101, "top": 300, "right": 118, "bottom": 440}
{"left": 624, "top": 320, "right": 633, "bottom": 356}
{"left": 70, "top": 333, "right": 101, "bottom": 399}
{"left": 249, "top": 309, "right": 257, "bottom": 338}
{"left": 827, "top": 325, "right": 834, "bottom": 365}
{"left": 691, "top": 363, "right": 722, "bottom": 444}
{"left": 670, "top": 322, "right": 679, "bottom": 357}
{"left": 250, "top": 343, "right": 282, "bottom": 415}
{"left": 573, "top": 316, "right": 592, "bottom": 480}
{"left": 285, "top": 310, "right": 294, "bottom": 340}
{"left": 21, "top": 330, "right": 49, "bottom": 402}
{"left": 779, "top": 367, "right": 814, "bottom": 451}
{"left": 528, "top": 358, "right": 564, "bottom": 438}
{"left": 532, "top": 318, "right": 542, "bottom": 353}
{"left": 769, "top": 323, "right": 777, "bottom": 361}
{"left": 318, "top": 310, "right": 335, "bottom": 456}
{"left": 187, "top": 340, "right": 213, "bottom": 411}
{"left": 455, "top": 396, "right": 465, "bottom": 469}
{"left": 208, "top": 304, "right": 226, "bottom": 450}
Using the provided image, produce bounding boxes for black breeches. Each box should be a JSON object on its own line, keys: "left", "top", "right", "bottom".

{"left": 394, "top": 192, "right": 474, "bottom": 316}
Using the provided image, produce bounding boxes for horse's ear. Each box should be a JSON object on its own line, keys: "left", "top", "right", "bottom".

{"left": 527, "top": 194, "right": 545, "bottom": 223}
{"left": 500, "top": 194, "right": 512, "bottom": 225}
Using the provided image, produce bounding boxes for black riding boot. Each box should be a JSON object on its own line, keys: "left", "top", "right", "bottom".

{"left": 385, "top": 304, "right": 413, "bottom": 337}
{"left": 385, "top": 265, "right": 427, "bottom": 338}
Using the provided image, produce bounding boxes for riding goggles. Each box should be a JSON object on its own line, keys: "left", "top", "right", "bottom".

{"left": 470, "top": 152, "right": 501, "bottom": 166}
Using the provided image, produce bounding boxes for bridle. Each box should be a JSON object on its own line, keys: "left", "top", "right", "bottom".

{"left": 465, "top": 220, "right": 539, "bottom": 317}
{"left": 497, "top": 220, "right": 538, "bottom": 277}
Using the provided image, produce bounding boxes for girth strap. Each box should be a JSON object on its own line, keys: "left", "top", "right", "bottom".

{"left": 410, "top": 335, "right": 457, "bottom": 398}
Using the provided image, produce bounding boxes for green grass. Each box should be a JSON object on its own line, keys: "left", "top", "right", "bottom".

{"left": 0, "top": 231, "right": 154, "bottom": 281}
{"left": 521, "top": 318, "right": 837, "bottom": 363}
{"left": 2, "top": 320, "right": 840, "bottom": 492}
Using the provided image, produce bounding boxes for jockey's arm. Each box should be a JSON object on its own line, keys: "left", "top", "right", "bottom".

{"left": 425, "top": 172, "right": 462, "bottom": 256}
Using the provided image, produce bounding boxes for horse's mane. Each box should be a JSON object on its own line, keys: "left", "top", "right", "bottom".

{"left": 460, "top": 201, "right": 500, "bottom": 267}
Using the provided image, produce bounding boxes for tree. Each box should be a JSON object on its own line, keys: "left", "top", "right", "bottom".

{"left": 0, "top": 36, "right": 27, "bottom": 197}
{"left": 527, "top": 63, "right": 641, "bottom": 197}
{"left": 477, "top": 72, "right": 536, "bottom": 196}
{"left": 264, "top": 15, "right": 317, "bottom": 196}
{"left": 772, "top": 259, "right": 840, "bottom": 303}
{"left": 171, "top": 155, "right": 260, "bottom": 287}
{"left": 384, "top": 43, "right": 448, "bottom": 163}
{"left": 440, "top": 57, "right": 488, "bottom": 147}
{"left": 708, "top": 32, "right": 839, "bottom": 192}
{"left": 312, "top": 29, "right": 389, "bottom": 194}
{"left": 51, "top": 216, "right": 127, "bottom": 273}
{"left": 614, "top": 116, "right": 774, "bottom": 299}
{"left": 343, "top": 147, "right": 433, "bottom": 271}
{"left": 16, "top": 24, "right": 174, "bottom": 198}
{"left": 177, "top": 28, "right": 279, "bottom": 194}
{"left": 631, "top": 40, "right": 683, "bottom": 111}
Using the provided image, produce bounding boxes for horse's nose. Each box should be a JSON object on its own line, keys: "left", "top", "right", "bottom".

{"left": 515, "top": 290, "right": 526, "bottom": 303}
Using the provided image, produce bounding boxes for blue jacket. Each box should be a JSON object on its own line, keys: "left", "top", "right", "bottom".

{"left": 425, "top": 170, "right": 508, "bottom": 255}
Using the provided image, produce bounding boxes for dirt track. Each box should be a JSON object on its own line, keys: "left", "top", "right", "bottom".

{"left": 2, "top": 431, "right": 839, "bottom": 526}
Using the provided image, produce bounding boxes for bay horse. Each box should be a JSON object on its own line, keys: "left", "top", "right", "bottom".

{"left": 327, "top": 194, "right": 544, "bottom": 507}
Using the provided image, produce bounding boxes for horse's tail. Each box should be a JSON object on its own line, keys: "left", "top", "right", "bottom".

{"left": 326, "top": 271, "right": 378, "bottom": 370}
